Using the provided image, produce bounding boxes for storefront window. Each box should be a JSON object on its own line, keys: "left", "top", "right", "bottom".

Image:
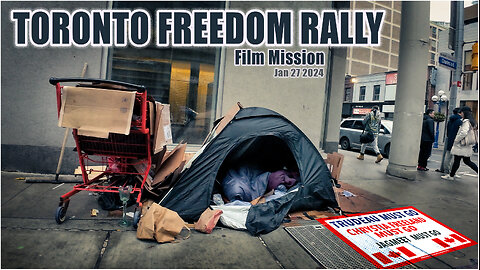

{"left": 108, "top": 1, "right": 224, "bottom": 144}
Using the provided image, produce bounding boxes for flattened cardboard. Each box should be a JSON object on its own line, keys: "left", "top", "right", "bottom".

{"left": 201, "top": 102, "right": 242, "bottom": 145}
{"left": 152, "top": 143, "right": 186, "bottom": 185}
{"left": 148, "top": 101, "right": 155, "bottom": 136}
{"left": 153, "top": 103, "right": 173, "bottom": 154}
{"left": 215, "top": 102, "right": 242, "bottom": 135}
{"left": 59, "top": 86, "right": 135, "bottom": 138}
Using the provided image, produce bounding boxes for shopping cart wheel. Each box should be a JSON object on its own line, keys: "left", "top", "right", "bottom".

{"left": 133, "top": 209, "right": 141, "bottom": 229}
{"left": 55, "top": 206, "right": 67, "bottom": 224}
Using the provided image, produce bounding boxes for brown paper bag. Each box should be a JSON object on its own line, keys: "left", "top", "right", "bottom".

{"left": 136, "top": 203, "right": 185, "bottom": 243}
{"left": 194, "top": 208, "right": 223, "bottom": 234}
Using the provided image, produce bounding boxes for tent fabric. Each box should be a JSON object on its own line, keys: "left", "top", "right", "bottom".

{"left": 160, "top": 107, "right": 338, "bottom": 235}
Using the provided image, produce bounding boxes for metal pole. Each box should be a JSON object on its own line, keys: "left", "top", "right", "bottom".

{"left": 448, "top": 1, "right": 464, "bottom": 115}
{"left": 433, "top": 102, "right": 440, "bottom": 148}
{"left": 386, "top": 1, "right": 430, "bottom": 180}
{"left": 440, "top": 1, "right": 464, "bottom": 172}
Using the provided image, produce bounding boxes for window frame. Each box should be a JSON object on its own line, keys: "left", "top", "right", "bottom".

{"left": 373, "top": 85, "right": 381, "bottom": 101}
{"left": 359, "top": 86, "right": 366, "bottom": 101}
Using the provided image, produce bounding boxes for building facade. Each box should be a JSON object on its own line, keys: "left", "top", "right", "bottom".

{"left": 342, "top": 71, "right": 397, "bottom": 120}
{"left": 1, "top": 1, "right": 346, "bottom": 173}
{"left": 346, "top": 1, "right": 402, "bottom": 76}
{"left": 436, "top": 4, "right": 478, "bottom": 123}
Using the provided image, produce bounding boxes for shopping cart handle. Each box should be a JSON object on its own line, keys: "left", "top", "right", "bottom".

{"left": 49, "top": 77, "right": 146, "bottom": 92}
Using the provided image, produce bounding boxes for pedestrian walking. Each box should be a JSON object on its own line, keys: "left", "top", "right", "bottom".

{"left": 441, "top": 106, "right": 478, "bottom": 180}
{"left": 357, "top": 105, "right": 383, "bottom": 163}
{"left": 417, "top": 109, "right": 435, "bottom": 171}
{"left": 440, "top": 108, "right": 463, "bottom": 173}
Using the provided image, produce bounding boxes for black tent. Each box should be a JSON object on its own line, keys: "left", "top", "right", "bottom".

{"left": 160, "top": 106, "right": 338, "bottom": 235}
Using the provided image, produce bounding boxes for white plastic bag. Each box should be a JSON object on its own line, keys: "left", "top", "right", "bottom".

{"left": 211, "top": 204, "right": 251, "bottom": 230}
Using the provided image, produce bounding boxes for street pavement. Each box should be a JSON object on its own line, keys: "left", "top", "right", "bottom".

{"left": 1, "top": 148, "right": 478, "bottom": 269}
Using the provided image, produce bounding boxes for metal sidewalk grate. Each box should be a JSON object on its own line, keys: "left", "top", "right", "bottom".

{"left": 285, "top": 224, "right": 418, "bottom": 269}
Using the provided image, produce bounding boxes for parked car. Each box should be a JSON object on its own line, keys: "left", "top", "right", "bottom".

{"left": 339, "top": 118, "right": 393, "bottom": 157}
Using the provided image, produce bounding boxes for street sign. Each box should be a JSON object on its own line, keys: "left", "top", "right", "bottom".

{"left": 438, "top": 56, "right": 457, "bottom": 70}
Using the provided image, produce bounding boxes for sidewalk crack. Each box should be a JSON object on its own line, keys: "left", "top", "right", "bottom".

{"left": 1, "top": 184, "right": 32, "bottom": 207}
{"left": 258, "top": 236, "right": 285, "bottom": 269}
{"left": 94, "top": 231, "right": 111, "bottom": 269}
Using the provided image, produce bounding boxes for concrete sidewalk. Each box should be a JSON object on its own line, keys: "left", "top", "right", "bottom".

{"left": 1, "top": 149, "right": 478, "bottom": 268}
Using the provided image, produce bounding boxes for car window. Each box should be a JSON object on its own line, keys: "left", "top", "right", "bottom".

{"left": 352, "top": 121, "right": 364, "bottom": 130}
{"left": 381, "top": 124, "right": 390, "bottom": 134}
{"left": 341, "top": 120, "right": 354, "bottom": 128}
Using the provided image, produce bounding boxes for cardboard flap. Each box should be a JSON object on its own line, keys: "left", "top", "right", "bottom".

{"left": 77, "top": 129, "right": 110, "bottom": 138}
{"left": 148, "top": 101, "right": 155, "bottom": 136}
{"left": 153, "top": 103, "right": 173, "bottom": 154}
{"left": 59, "top": 86, "right": 135, "bottom": 138}
{"left": 215, "top": 102, "right": 242, "bottom": 135}
{"left": 152, "top": 143, "right": 187, "bottom": 185}
{"left": 202, "top": 102, "right": 242, "bottom": 145}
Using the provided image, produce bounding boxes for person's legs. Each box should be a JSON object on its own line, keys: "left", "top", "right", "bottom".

{"left": 360, "top": 143, "right": 367, "bottom": 154}
{"left": 372, "top": 136, "right": 383, "bottom": 163}
{"left": 462, "top": 157, "right": 478, "bottom": 173}
{"left": 449, "top": 155, "right": 462, "bottom": 177}
{"left": 418, "top": 141, "right": 428, "bottom": 168}
{"left": 358, "top": 143, "right": 366, "bottom": 160}
{"left": 372, "top": 136, "right": 380, "bottom": 155}
{"left": 443, "top": 151, "right": 453, "bottom": 173}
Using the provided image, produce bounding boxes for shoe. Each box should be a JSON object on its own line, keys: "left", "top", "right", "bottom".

{"left": 357, "top": 154, "right": 364, "bottom": 160}
{"left": 441, "top": 175, "right": 454, "bottom": 180}
{"left": 375, "top": 154, "right": 384, "bottom": 163}
{"left": 417, "top": 166, "right": 426, "bottom": 171}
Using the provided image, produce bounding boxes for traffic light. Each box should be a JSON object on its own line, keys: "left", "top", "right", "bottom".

{"left": 472, "top": 42, "right": 478, "bottom": 71}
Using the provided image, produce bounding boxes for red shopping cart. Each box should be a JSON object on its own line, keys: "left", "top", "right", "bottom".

{"left": 50, "top": 77, "right": 152, "bottom": 227}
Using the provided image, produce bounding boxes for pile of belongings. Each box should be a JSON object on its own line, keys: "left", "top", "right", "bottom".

{"left": 133, "top": 143, "right": 187, "bottom": 199}
{"left": 133, "top": 102, "right": 188, "bottom": 199}
{"left": 210, "top": 166, "right": 300, "bottom": 230}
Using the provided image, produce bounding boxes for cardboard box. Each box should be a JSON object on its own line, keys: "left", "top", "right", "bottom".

{"left": 58, "top": 86, "right": 135, "bottom": 138}
{"left": 153, "top": 102, "right": 173, "bottom": 154}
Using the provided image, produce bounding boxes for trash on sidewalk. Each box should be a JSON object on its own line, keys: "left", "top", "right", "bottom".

{"left": 136, "top": 203, "right": 187, "bottom": 243}
{"left": 342, "top": 190, "right": 356, "bottom": 197}
{"left": 90, "top": 209, "right": 99, "bottom": 217}
{"left": 194, "top": 208, "right": 223, "bottom": 234}
{"left": 52, "top": 183, "right": 64, "bottom": 190}
{"left": 108, "top": 210, "right": 123, "bottom": 217}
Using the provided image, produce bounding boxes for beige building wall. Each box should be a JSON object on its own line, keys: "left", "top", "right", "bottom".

{"left": 220, "top": 1, "right": 333, "bottom": 148}
{"left": 346, "top": 1, "right": 402, "bottom": 76}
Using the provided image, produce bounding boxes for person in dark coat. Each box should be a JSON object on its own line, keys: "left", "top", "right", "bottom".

{"left": 442, "top": 108, "right": 463, "bottom": 173}
{"left": 417, "top": 109, "right": 435, "bottom": 171}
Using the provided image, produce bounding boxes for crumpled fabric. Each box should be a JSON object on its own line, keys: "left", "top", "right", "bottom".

{"left": 266, "top": 170, "right": 299, "bottom": 192}
{"left": 222, "top": 167, "right": 269, "bottom": 202}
